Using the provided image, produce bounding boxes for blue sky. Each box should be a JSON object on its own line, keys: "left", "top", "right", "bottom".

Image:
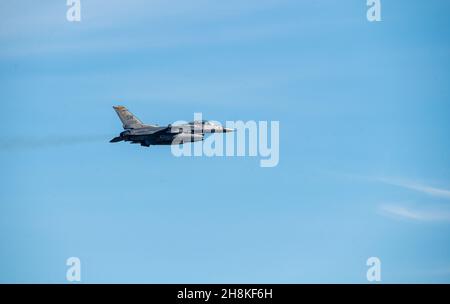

{"left": 1, "top": 0, "right": 450, "bottom": 283}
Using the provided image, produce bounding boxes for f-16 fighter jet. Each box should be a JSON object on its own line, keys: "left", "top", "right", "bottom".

{"left": 110, "top": 106, "right": 233, "bottom": 147}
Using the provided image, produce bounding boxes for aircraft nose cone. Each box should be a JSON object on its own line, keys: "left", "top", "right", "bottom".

{"left": 223, "top": 127, "right": 235, "bottom": 133}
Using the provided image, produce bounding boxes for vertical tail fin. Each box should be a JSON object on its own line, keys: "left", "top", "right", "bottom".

{"left": 113, "top": 106, "right": 144, "bottom": 129}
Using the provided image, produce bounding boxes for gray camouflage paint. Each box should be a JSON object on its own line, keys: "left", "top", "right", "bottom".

{"left": 110, "top": 106, "right": 233, "bottom": 147}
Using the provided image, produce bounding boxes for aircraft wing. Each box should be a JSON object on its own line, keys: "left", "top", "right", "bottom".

{"left": 150, "top": 126, "right": 185, "bottom": 135}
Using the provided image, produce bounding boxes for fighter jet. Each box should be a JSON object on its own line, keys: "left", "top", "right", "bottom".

{"left": 110, "top": 106, "right": 233, "bottom": 147}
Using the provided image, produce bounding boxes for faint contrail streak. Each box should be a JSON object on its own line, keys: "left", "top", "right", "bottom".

{"left": 376, "top": 177, "right": 450, "bottom": 200}
{"left": 0, "top": 134, "right": 114, "bottom": 151}
{"left": 379, "top": 204, "right": 450, "bottom": 222}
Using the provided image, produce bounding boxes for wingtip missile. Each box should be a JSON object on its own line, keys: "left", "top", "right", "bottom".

{"left": 109, "top": 136, "right": 123, "bottom": 143}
